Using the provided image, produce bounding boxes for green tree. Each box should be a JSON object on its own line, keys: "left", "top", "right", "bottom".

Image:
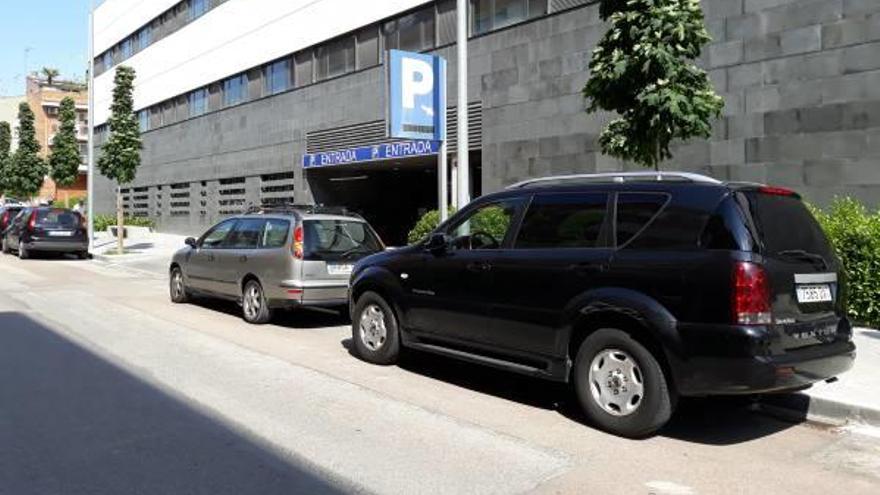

{"left": 583, "top": 0, "right": 724, "bottom": 171}
{"left": 49, "top": 97, "right": 82, "bottom": 190}
{"left": 42, "top": 67, "right": 60, "bottom": 86}
{"left": 0, "top": 121, "right": 11, "bottom": 197}
{"left": 6, "top": 102, "right": 47, "bottom": 199}
{"left": 97, "top": 66, "right": 141, "bottom": 254}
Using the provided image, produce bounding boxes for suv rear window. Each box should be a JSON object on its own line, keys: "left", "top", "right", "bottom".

{"left": 516, "top": 193, "right": 608, "bottom": 249}
{"left": 36, "top": 209, "right": 81, "bottom": 229}
{"left": 615, "top": 193, "right": 668, "bottom": 246}
{"left": 303, "top": 220, "right": 383, "bottom": 261}
{"left": 741, "top": 192, "right": 833, "bottom": 260}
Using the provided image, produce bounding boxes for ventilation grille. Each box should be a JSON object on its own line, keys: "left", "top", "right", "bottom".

{"left": 261, "top": 172, "right": 296, "bottom": 206}
{"left": 306, "top": 102, "right": 483, "bottom": 155}
{"left": 218, "top": 177, "right": 247, "bottom": 215}
{"left": 169, "top": 183, "right": 191, "bottom": 217}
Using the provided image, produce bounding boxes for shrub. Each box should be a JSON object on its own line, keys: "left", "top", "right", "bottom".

{"left": 407, "top": 208, "right": 457, "bottom": 245}
{"left": 93, "top": 214, "right": 156, "bottom": 233}
{"left": 810, "top": 198, "right": 880, "bottom": 328}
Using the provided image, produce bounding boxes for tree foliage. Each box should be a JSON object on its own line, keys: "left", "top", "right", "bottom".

{"left": 42, "top": 67, "right": 60, "bottom": 85}
{"left": 97, "top": 66, "right": 141, "bottom": 185}
{"left": 49, "top": 97, "right": 82, "bottom": 187}
{"left": 6, "top": 102, "right": 47, "bottom": 199}
{"left": 584, "top": 0, "right": 724, "bottom": 170}
{"left": 0, "top": 121, "right": 11, "bottom": 196}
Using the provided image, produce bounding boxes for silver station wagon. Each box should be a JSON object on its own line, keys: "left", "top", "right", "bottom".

{"left": 169, "top": 205, "right": 385, "bottom": 324}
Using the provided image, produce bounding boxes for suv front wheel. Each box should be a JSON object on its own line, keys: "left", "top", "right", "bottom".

{"left": 352, "top": 291, "right": 400, "bottom": 365}
{"left": 573, "top": 328, "right": 673, "bottom": 438}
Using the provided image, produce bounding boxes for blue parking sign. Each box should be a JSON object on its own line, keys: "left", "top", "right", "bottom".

{"left": 388, "top": 50, "right": 447, "bottom": 141}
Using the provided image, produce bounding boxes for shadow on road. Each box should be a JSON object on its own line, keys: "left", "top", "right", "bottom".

{"left": 188, "top": 297, "right": 350, "bottom": 329}
{"left": 0, "top": 312, "right": 344, "bottom": 494}
{"left": 347, "top": 341, "right": 803, "bottom": 445}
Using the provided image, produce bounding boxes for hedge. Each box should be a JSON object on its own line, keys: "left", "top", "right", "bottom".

{"left": 93, "top": 214, "right": 156, "bottom": 233}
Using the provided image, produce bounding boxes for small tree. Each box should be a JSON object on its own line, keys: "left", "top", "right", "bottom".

{"left": 42, "top": 67, "right": 60, "bottom": 86}
{"left": 0, "top": 121, "right": 11, "bottom": 197}
{"left": 583, "top": 0, "right": 724, "bottom": 171}
{"left": 49, "top": 97, "right": 82, "bottom": 197}
{"left": 6, "top": 103, "right": 47, "bottom": 200}
{"left": 97, "top": 66, "right": 141, "bottom": 254}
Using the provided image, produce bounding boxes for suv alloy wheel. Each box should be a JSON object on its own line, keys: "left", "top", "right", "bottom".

{"left": 573, "top": 328, "right": 673, "bottom": 438}
{"left": 352, "top": 291, "right": 400, "bottom": 365}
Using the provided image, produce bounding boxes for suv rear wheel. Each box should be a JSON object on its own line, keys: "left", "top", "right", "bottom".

{"left": 352, "top": 291, "right": 400, "bottom": 365}
{"left": 573, "top": 328, "right": 673, "bottom": 438}
{"left": 242, "top": 279, "right": 273, "bottom": 324}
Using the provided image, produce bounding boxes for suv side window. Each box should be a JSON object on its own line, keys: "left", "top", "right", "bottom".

{"left": 199, "top": 219, "right": 236, "bottom": 249}
{"left": 224, "top": 218, "right": 266, "bottom": 249}
{"left": 445, "top": 199, "right": 522, "bottom": 250}
{"left": 261, "top": 219, "right": 290, "bottom": 248}
{"left": 615, "top": 193, "right": 668, "bottom": 247}
{"left": 515, "top": 192, "right": 609, "bottom": 249}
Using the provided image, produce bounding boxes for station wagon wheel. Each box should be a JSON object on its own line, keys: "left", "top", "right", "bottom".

{"left": 352, "top": 291, "right": 400, "bottom": 365}
{"left": 18, "top": 244, "right": 29, "bottom": 259}
{"left": 169, "top": 267, "right": 189, "bottom": 304}
{"left": 574, "top": 328, "right": 673, "bottom": 438}
{"left": 242, "top": 279, "right": 272, "bottom": 324}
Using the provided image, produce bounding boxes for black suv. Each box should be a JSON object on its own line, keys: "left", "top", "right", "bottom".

{"left": 348, "top": 172, "right": 855, "bottom": 437}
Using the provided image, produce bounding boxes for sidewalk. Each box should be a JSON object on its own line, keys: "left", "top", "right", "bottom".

{"left": 90, "top": 232, "right": 190, "bottom": 276}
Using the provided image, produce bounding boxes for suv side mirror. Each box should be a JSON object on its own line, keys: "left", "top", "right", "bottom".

{"left": 425, "top": 233, "right": 449, "bottom": 254}
{"left": 185, "top": 237, "right": 198, "bottom": 248}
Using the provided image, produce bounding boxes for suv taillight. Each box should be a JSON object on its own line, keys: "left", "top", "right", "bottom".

{"left": 292, "top": 225, "right": 304, "bottom": 259}
{"left": 733, "top": 261, "right": 772, "bottom": 325}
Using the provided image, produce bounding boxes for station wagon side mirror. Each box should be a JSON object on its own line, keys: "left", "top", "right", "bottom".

{"left": 425, "top": 233, "right": 449, "bottom": 254}
{"left": 185, "top": 237, "right": 198, "bottom": 248}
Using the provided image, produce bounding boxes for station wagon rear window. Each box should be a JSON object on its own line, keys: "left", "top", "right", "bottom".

{"left": 303, "top": 220, "right": 383, "bottom": 261}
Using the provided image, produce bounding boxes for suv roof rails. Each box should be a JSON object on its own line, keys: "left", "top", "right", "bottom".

{"left": 245, "top": 203, "right": 363, "bottom": 219}
{"left": 506, "top": 171, "right": 723, "bottom": 189}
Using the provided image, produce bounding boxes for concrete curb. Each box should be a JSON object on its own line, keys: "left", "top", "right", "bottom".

{"left": 759, "top": 392, "right": 880, "bottom": 429}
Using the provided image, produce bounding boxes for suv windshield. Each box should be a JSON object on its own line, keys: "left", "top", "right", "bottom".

{"left": 741, "top": 192, "right": 833, "bottom": 263}
{"left": 303, "top": 219, "right": 383, "bottom": 261}
{"left": 36, "top": 209, "right": 81, "bottom": 229}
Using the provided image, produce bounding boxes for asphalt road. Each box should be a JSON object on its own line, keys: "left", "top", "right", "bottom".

{"left": 1, "top": 253, "right": 880, "bottom": 494}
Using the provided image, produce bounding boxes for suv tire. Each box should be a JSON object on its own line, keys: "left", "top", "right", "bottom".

{"left": 242, "top": 279, "right": 273, "bottom": 324}
{"left": 352, "top": 291, "right": 400, "bottom": 365}
{"left": 573, "top": 328, "right": 672, "bottom": 438}
{"left": 170, "top": 267, "right": 190, "bottom": 304}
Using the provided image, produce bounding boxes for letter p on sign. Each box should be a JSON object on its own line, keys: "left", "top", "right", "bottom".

{"left": 401, "top": 58, "right": 434, "bottom": 109}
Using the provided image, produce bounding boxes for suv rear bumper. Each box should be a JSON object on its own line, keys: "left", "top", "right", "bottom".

{"left": 676, "top": 340, "right": 856, "bottom": 396}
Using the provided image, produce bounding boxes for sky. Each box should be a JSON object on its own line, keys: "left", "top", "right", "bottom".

{"left": 0, "top": 0, "right": 95, "bottom": 96}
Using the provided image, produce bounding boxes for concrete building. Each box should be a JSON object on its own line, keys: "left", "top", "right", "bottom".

{"left": 0, "top": 95, "right": 25, "bottom": 153}
{"left": 25, "top": 76, "right": 90, "bottom": 205}
{"left": 92, "top": 0, "right": 880, "bottom": 243}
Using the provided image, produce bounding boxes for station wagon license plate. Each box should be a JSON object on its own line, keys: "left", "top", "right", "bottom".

{"left": 796, "top": 284, "right": 833, "bottom": 303}
{"left": 327, "top": 263, "right": 354, "bottom": 276}
{"left": 48, "top": 231, "right": 73, "bottom": 237}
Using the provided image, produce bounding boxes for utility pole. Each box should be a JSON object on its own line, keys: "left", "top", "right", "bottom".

{"left": 456, "top": 0, "right": 470, "bottom": 208}
{"left": 87, "top": 0, "right": 96, "bottom": 251}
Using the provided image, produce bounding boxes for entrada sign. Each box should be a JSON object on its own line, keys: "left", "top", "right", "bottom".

{"left": 302, "top": 140, "right": 440, "bottom": 169}
{"left": 388, "top": 50, "right": 447, "bottom": 141}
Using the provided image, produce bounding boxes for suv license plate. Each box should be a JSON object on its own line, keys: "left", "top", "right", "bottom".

{"left": 48, "top": 231, "right": 73, "bottom": 237}
{"left": 796, "top": 284, "right": 832, "bottom": 303}
{"left": 327, "top": 263, "right": 354, "bottom": 276}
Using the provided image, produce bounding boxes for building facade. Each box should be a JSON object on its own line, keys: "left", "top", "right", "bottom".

{"left": 92, "top": 0, "right": 880, "bottom": 243}
{"left": 25, "top": 76, "right": 89, "bottom": 204}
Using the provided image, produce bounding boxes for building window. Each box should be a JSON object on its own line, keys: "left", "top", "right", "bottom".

{"left": 471, "top": 0, "right": 545, "bottom": 35}
{"left": 356, "top": 26, "right": 379, "bottom": 70}
{"left": 223, "top": 74, "right": 247, "bottom": 107}
{"left": 103, "top": 51, "right": 113, "bottom": 71}
{"left": 315, "top": 36, "right": 355, "bottom": 81}
{"left": 384, "top": 7, "right": 436, "bottom": 52}
{"left": 121, "top": 37, "right": 133, "bottom": 60}
{"left": 189, "top": 88, "right": 208, "bottom": 117}
{"left": 264, "top": 58, "right": 291, "bottom": 95}
{"left": 294, "top": 50, "right": 314, "bottom": 88}
{"left": 138, "top": 25, "right": 152, "bottom": 51}
{"left": 138, "top": 110, "right": 151, "bottom": 132}
{"left": 190, "top": 0, "right": 208, "bottom": 21}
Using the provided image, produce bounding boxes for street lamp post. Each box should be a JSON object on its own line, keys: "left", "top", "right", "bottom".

{"left": 87, "top": 0, "right": 96, "bottom": 251}
{"left": 456, "top": 0, "right": 470, "bottom": 208}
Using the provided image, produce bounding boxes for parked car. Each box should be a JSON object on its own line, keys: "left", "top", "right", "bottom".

{"left": 169, "top": 205, "right": 385, "bottom": 324}
{"left": 0, "top": 205, "right": 25, "bottom": 234}
{"left": 348, "top": 172, "right": 856, "bottom": 438}
{"left": 1, "top": 207, "right": 88, "bottom": 259}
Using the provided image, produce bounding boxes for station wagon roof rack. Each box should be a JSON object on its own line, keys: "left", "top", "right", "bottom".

{"left": 245, "top": 203, "right": 363, "bottom": 218}
{"left": 506, "top": 171, "right": 722, "bottom": 189}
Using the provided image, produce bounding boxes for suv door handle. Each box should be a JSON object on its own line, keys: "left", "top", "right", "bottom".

{"left": 571, "top": 262, "right": 607, "bottom": 274}
{"left": 239, "top": 255, "right": 248, "bottom": 263}
{"left": 466, "top": 261, "right": 492, "bottom": 273}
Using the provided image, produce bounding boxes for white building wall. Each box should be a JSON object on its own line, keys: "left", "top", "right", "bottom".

{"left": 93, "top": 0, "right": 434, "bottom": 126}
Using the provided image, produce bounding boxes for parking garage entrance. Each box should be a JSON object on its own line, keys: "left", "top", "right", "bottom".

{"left": 304, "top": 141, "right": 481, "bottom": 246}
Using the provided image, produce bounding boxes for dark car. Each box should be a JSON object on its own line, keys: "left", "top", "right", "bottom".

{"left": 348, "top": 172, "right": 855, "bottom": 438}
{"left": 1, "top": 207, "right": 88, "bottom": 259}
{"left": 0, "top": 205, "right": 24, "bottom": 233}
